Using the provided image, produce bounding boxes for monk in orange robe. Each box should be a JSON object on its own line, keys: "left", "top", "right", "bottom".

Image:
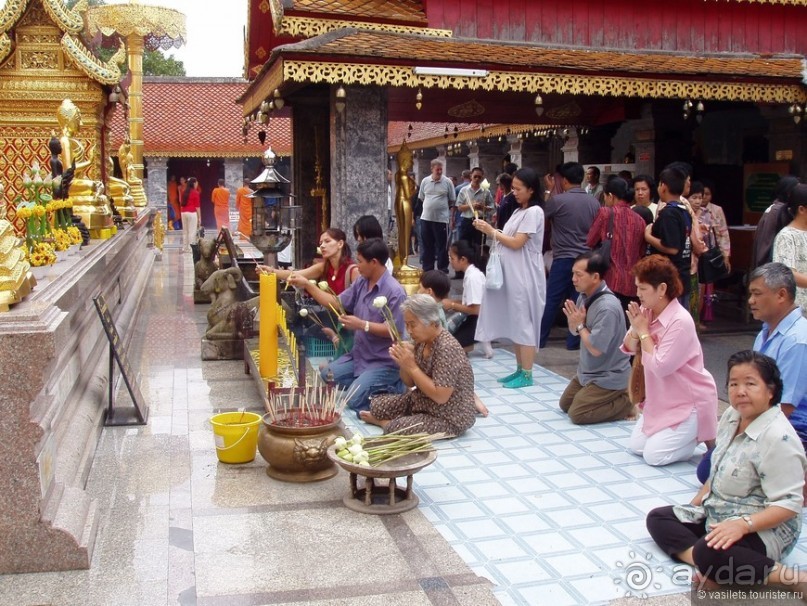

{"left": 211, "top": 179, "right": 231, "bottom": 231}
{"left": 236, "top": 178, "right": 253, "bottom": 238}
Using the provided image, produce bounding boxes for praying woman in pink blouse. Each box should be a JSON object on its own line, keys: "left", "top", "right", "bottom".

{"left": 621, "top": 255, "right": 718, "bottom": 466}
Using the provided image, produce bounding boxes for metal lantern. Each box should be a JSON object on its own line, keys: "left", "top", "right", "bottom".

{"left": 249, "top": 147, "right": 293, "bottom": 265}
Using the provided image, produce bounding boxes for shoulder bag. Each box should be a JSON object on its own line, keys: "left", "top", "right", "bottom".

{"left": 697, "top": 226, "right": 728, "bottom": 284}
{"left": 485, "top": 231, "right": 504, "bottom": 290}
{"left": 593, "top": 208, "right": 615, "bottom": 262}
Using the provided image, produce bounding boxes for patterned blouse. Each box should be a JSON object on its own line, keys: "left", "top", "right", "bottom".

{"left": 773, "top": 225, "right": 807, "bottom": 314}
{"left": 586, "top": 201, "right": 647, "bottom": 297}
{"left": 673, "top": 406, "right": 806, "bottom": 560}
{"left": 707, "top": 202, "right": 731, "bottom": 257}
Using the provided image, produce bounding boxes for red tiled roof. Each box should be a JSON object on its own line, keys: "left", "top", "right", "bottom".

{"left": 109, "top": 77, "right": 291, "bottom": 157}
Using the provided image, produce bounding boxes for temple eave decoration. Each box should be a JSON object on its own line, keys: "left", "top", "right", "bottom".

{"left": 259, "top": 59, "right": 806, "bottom": 107}
{"left": 40, "top": 0, "right": 85, "bottom": 35}
{"left": 61, "top": 34, "right": 125, "bottom": 86}
{"left": 0, "top": 0, "right": 28, "bottom": 34}
{"left": 85, "top": 4, "right": 187, "bottom": 51}
{"left": 278, "top": 16, "right": 451, "bottom": 39}
{"left": 0, "top": 33, "right": 11, "bottom": 65}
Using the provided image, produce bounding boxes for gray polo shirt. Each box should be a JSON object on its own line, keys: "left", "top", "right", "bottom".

{"left": 576, "top": 284, "right": 630, "bottom": 390}
{"left": 545, "top": 187, "right": 600, "bottom": 259}
{"left": 419, "top": 175, "right": 456, "bottom": 223}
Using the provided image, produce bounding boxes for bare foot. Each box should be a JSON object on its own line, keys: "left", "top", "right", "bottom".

{"left": 474, "top": 393, "right": 489, "bottom": 417}
{"left": 359, "top": 411, "right": 390, "bottom": 429}
{"left": 624, "top": 404, "right": 640, "bottom": 421}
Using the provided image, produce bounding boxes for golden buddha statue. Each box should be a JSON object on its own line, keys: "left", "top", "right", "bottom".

{"left": 118, "top": 136, "right": 147, "bottom": 207}
{"left": 56, "top": 99, "right": 112, "bottom": 231}
{"left": 392, "top": 141, "right": 421, "bottom": 292}
{"left": 0, "top": 183, "right": 35, "bottom": 311}
{"left": 394, "top": 141, "right": 414, "bottom": 269}
{"left": 105, "top": 155, "right": 135, "bottom": 218}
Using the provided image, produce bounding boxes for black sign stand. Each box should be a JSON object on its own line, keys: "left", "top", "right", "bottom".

{"left": 93, "top": 294, "right": 149, "bottom": 426}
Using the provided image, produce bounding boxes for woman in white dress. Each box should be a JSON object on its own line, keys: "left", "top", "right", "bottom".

{"left": 473, "top": 167, "right": 546, "bottom": 388}
{"left": 773, "top": 184, "right": 807, "bottom": 314}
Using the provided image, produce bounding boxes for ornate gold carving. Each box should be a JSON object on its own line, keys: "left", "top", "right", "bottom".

{"left": 19, "top": 4, "right": 48, "bottom": 27}
{"left": 20, "top": 50, "right": 57, "bottom": 70}
{"left": 386, "top": 123, "right": 565, "bottom": 154}
{"left": 0, "top": 34, "right": 11, "bottom": 66}
{"left": 0, "top": 0, "right": 27, "bottom": 35}
{"left": 61, "top": 34, "right": 123, "bottom": 85}
{"left": 281, "top": 60, "right": 807, "bottom": 105}
{"left": 85, "top": 4, "right": 187, "bottom": 51}
{"left": 40, "top": 0, "right": 84, "bottom": 35}
{"left": 447, "top": 99, "right": 485, "bottom": 119}
{"left": 18, "top": 32, "right": 60, "bottom": 45}
{"left": 267, "top": 0, "right": 282, "bottom": 30}
{"left": 279, "top": 16, "right": 452, "bottom": 39}
{"left": 546, "top": 101, "right": 583, "bottom": 120}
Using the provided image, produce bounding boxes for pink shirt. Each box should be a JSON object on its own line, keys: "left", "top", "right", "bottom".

{"left": 621, "top": 298, "right": 718, "bottom": 442}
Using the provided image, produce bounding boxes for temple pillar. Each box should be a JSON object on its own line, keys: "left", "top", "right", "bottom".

{"left": 562, "top": 128, "right": 580, "bottom": 163}
{"left": 330, "top": 84, "right": 388, "bottom": 251}
{"left": 145, "top": 157, "right": 168, "bottom": 219}
{"left": 507, "top": 136, "right": 523, "bottom": 168}
{"left": 224, "top": 158, "right": 243, "bottom": 221}
{"left": 292, "top": 87, "right": 330, "bottom": 265}
{"left": 125, "top": 34, "right": 145, "bottom": 182}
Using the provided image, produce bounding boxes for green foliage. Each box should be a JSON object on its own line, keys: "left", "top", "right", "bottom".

{"left": 143, "top": 50, "right": 186, "bottom": 77}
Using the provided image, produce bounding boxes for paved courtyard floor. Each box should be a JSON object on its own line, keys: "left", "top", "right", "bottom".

{"left": 0, "top": 240, "right": 801, "bottom": 606}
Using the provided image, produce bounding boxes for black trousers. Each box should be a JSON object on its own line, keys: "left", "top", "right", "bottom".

{"left": 421, "top": 220, "right": 449, "bottom": 272}
{"left": 453, "top": 315, "right": 478, "bottom": 348}
{"left": 646, "top": 506, "right": 775, "bottom": 584}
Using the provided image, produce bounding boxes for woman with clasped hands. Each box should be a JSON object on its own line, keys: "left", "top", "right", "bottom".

{"left": 622, "top": 254, "right": 718, "bottom": 466}
{"left": 472, "top": 167, "right": 546, "bottom": 389}
{"left": 360, "top": 295, "right": 477, "bottom": 436}
{"left": 647, "top": 351, "right": 807, "bottom": 593}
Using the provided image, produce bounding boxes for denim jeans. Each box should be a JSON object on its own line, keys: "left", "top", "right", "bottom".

{"left": 320, "top": 357, "right": 404, "bottom": 412}
{"left": 540, "top": 256, "right": 580, "bottom": 349}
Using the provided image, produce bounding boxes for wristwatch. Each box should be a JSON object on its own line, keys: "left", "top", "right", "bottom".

{"left": 576, "top": 323, "right": 585, "bottom": 334}
{"left": 639, "top": 333, "right": 651, "bottom": 341}
{"left": 364, "top": 321, "right": 370, "bottom": 333}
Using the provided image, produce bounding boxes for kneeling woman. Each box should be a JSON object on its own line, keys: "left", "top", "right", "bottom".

{"left": 360, "top": 295, "right": 477, "bottom": 436}
{"left": 647, "top": 351, "right": 807, "bottom": 592}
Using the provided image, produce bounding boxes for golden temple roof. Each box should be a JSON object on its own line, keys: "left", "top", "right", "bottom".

{"left": 285, "top": 0, "right": 427, "bottom": 24}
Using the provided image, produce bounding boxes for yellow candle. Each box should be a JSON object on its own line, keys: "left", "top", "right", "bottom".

{"left": 259, "top": 273, "right": 278, "bottom": 379}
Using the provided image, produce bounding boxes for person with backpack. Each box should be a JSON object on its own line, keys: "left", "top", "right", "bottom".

{"left": 559, "top": 251, "right": 635, "bottom": 425}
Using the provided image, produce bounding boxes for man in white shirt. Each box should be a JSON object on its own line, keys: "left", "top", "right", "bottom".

{"left": 418, "top": 160, "right": 456, "bottom": 273}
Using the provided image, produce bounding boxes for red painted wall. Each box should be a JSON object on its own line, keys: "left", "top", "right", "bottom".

{"left": 423, "top": 0, "right": 807, "bottom": 55}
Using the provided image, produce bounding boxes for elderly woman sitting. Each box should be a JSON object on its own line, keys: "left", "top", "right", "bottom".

{"left": 359, "top": 294, "right": 477, "bottom": 436}
{"left": 647, "top": 351, "right": 807, "bottom": 593}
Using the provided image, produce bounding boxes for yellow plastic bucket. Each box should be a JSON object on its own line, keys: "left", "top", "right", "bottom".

{"left": 210, "top": 412, "right": 262, "bottom": 464}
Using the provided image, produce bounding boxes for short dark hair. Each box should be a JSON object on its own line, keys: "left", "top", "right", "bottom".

{"left": 504, "top": 162, "right": 518, "bottom": 175}
{"left": 727, "top": 350, "right": 783, "bottom": 406}
{"left": 658, "top": 167, "right": 687, "bottom": 196}
{"left": 774, "top": 176, "right": 800, "bottom": 203}
{"left": 633, "top": 174, "right": 657, "bottom": 200}
{"left": 665, "top": 161, "right": 692, "bottom": 178}
{"left": 353, "top": 215, "right": 383, "bottom": 241}
{"left": 587, "top": 166, "right": 601, "bottom": 179}
{"left": 688, "top": 181, "right": 705, "bottom": 197}
{"left": 450, "top": 239, "right": 477, "bottom": 266}
{"left": 618, "top": 170, "right": 633, "bottom": 182}
{"left": 497, "top": 173, "right": 513, "bottom": 189}
{"left": 420, "top": 270, "right": 451, "bottom": 299}
{"left": 575, "top": 250, "right": 610, "bottom": 278}
{"left": 559, "top": 162, "right": 585, "bottom": 185}
{"left": 356, "top": 238, "right": 389, "bottom": 266}
{"left": 471, "top": 166, "right": 484, "bottom": 175}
